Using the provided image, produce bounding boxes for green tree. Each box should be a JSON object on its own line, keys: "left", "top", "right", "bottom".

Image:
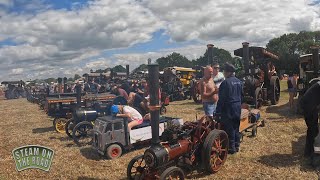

{"left": 132, "top": 64, "right": 148, "bottom": 74}
{"left": 193, "top": 47, "right": 233, "bottom": 67}
{"left": 112, "top": 65, "right": 126, "bottom": 72}
{"left": 74, "top": 74, "right": 81, "bottom": 80}
{"left": 156, "top": 52, "right": 193, "bottom": 70}
{"left": 266, "top": 31, "right": 320, "bottom": 73}
{"left": 44, "top": 78, "right": 56, "bottom": 84}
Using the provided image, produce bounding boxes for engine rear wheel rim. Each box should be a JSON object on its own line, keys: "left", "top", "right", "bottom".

{"left": 130, "top": 158, "right": 145, "bottom": 177}
{"left": 55, "top": 118, "right": 67, "bottom": 133}
{"left": 210, "top": 134, "right": 228, "bottom": 172}
{"left": 111, "top": 148, "right": 120, "bottom": 157}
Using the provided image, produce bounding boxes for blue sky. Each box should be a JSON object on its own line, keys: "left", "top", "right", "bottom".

{"left": 0, "top": 0, "right": 319, "bottom": 81}
{"left": 0, "top": 0, "right": 197, "bottom": 61}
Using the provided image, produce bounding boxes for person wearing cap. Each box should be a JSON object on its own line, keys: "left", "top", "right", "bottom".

{"left": 216, "top": 62, "right": 243, "bottom": 154}
{"left": 111, "top": 105, "right": 144, "bottom": 130}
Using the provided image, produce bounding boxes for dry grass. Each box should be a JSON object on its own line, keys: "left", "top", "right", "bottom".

{"left": 0, "top": 80, "right": 319, "bottom": 180}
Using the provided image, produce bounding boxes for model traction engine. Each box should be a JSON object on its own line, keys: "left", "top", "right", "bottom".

{"left": 126, "top": 64, "right": 229, "bottom": 180}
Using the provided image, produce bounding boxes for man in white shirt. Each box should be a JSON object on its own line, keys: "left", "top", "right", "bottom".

{"left": 212, "top": 62, "right": 225, "bottom": 108}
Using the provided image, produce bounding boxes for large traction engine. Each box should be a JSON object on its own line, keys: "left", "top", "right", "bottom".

{"left": 127, "top": 64, "right": 229, "bottom": 180}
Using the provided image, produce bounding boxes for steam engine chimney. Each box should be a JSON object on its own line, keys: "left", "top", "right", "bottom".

{"left": 126, "top": 65, "right": 130, "bottom": 79}
{"left": 63, "top": 77, "right": 68, "bottom": 93}
{"left": 148, "top": 64, "right": 160, "bottom": 147}
{"left": 76, "top": 84, "right": 81, "bottom": 107}
{"left": 242, "top": 42, "right": 250, "bottom": 74}
{"left": 207, "top": 44, "right": 214, "bottom": 66}
{"left": 311, "top": 45, "right": 320, "bottom": 74}
{"left": 57, "top": 77, "right": 62, "bottom": 93}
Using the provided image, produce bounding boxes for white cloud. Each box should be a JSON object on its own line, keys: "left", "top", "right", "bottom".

{"left": 0, "top": 0, "right": 12, "bottom": 7}
{"left": 0, "top": 0, "right": 163, "bottom": 81}
{"left": 141, "top": 0, "right": 320, "bottom": 43}
{"left": 11, "top": 68, "right": 23, "bottom": 74}
{"left": 0, "top": 0, "right": 320, "bottom": 82}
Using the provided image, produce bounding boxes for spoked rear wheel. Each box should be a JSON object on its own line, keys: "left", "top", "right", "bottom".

{"left": 53, "top": 118, "right": 68, "bottom": 133}
{"left": 160, "top": 166, "right": 185, "bottom": 180}
{"left": 270, "top": 76, "right": 280, "bottom": 105}
{"left": 203, "top": 129, "right": 229, "bottom": 173}
{"left": 254, "top": 88, "right": 263, "bottom": 109}
{"left": 127, "top": 155, "right": 146, "bottom": 180}
{"left": 72, "top": 121, "right": 93, "bottom": 146}
{"left": 65, "top": 119, "right": 75, "bottom": 138}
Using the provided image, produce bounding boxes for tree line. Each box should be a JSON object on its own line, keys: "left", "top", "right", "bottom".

{"left": 38, "top": 30, "right": 320, "bottom": 83}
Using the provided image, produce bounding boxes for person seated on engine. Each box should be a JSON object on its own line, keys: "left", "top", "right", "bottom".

{"left": 267, "top": 61, "right": 277, "bottom": 80}
{"left": 111, "top": 105, "right": 144, "bottom": 130}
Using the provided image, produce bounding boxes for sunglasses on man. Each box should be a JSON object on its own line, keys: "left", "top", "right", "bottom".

{"left": 213, "top": 67, "right": 220, "bottom": 69}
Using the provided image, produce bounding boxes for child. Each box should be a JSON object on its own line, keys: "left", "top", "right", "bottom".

{"left": 111, "top": 105, "right": 143, "bottom": 130}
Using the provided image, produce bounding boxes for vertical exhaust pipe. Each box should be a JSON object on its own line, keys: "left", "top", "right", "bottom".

{"left": 126, "top": 65, "right": 130, "bottom": 79}
{"left": 76, "top": 84, "right": 81, "bottom": 107}
{"left": 207, "top": 44, "right": 214, "bottom": 66}
{"left": 110, "top": 69, "right": 114, "bottom": 80}
{"left": 63, "top": 77, "right": 68, "bottom": 93}
{"left": 46, "top": 86, "right": 50, "bottom": 96}
{"left": 57, "top": 77, "right": 62, "bottom": 93}
{"left": 242, "top": 42, "right": 250, "bottom": 74}
{"left": 311, "top": 45, "right": 320, "bottom": 74}
{"left": 148, "top": 64, "right": 160, "bottom": 147}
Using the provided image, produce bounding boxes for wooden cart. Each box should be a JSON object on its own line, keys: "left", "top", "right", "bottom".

{"left": 239, "top": 107, "right": 265, "bottom": 141}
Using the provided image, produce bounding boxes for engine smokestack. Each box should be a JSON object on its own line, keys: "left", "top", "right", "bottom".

{"left": 63, "top": 77, "right": 68, "bottom": 93}
{"left": 76, "top": 84, "right": 81, "bottom": 107}
{"left": 207, "top": 44, "right": 214, "bottom": 66}
{"left": 147, "top": 63, "right": 160, "bottom": 147}
{"left": 311, "top": 45, "right": 320, "bottom": 74}
{"left": 242, "top": 42, "right": 250, "bottom": 74}
{"left": 57, "top": 77, "right": 62, "bottom": 93}
{"left": 126, "top": 65, "right": 130, "bottom": 79}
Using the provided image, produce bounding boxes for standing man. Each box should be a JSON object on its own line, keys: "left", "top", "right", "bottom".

{"left": 212, "top": 62, "right": 225, "bottom": 102}
{"left": 300, "top": 81, "right": 320, "bottom": 157}
{"left": 216, "top": 63, "right": 242, "bottom": 154}
{"left": 200, "top": 66, "right": 216, "bottom": 117}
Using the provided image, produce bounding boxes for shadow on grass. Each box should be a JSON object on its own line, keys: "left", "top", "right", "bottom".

{"left": 79, "top": 146, "right": 105, "bottom": 161}
{"left": 77, "top": 176, "right": 103, "bottom": 180}
{"left": 266, "top": 99, "right": 303, "bottom": 119}
{"left": 49, "top": 136, "right": 71, "bottom": 142}
{"left": 32, "top": 126, "right": 55, "bottom": 133}
{"left": 258, "top": 135, "right": 315, "bottom": 172}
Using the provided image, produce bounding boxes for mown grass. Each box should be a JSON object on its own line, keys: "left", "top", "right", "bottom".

{"left": 0, "top": 80, "right": 318, "bottom": 180}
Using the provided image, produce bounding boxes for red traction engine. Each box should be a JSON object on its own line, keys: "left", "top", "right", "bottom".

{"left": 127, "top": 64, "right": 229, "bottom": 180}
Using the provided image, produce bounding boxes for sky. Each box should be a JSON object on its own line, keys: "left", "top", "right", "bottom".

{"left": 0, "top": 0, "right": 320, "bottom": 82}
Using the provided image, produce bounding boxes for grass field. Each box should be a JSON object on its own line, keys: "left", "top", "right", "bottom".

{"left": 0, "top": 80, "right": 319, "bottom": 179}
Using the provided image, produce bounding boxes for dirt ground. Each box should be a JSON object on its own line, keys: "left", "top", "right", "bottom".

{"left": 0, "top": 81, "right": 319, "bottom": 180}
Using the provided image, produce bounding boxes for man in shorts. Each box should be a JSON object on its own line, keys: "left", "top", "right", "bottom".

{"left": 200, "top": 66, "right": 217, "bottom": 117}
